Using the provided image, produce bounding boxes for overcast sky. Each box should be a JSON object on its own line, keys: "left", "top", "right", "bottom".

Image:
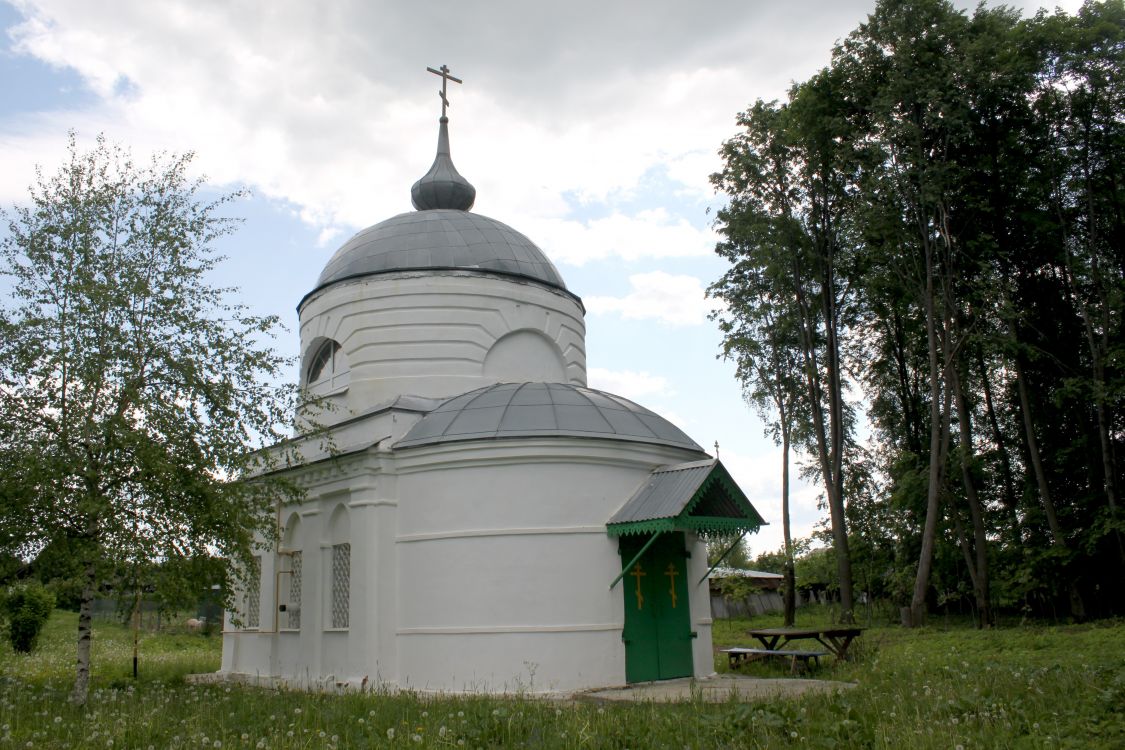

{"left": 0, "top": 0, "right": 1084, "bottom": 559}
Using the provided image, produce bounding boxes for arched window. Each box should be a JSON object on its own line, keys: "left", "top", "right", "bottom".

{"left": 327, "top": 505, "right": 350, "bottom": 630}
{"left": 242, "top": 556, "right": 261, "bottom": 629}
{"left": 330, "top": 543, "right": 350, "bottom": 629}
{"left": 280, "top": 515, "right": 302, "bottom": 630}
{"left": 304, "top": 338, "right": 349, "bottom": 395}
{"left": 307, "top": 340, "right": 340, "bottom": 382}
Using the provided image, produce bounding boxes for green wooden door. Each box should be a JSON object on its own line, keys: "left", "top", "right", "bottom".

{"left": 620, "top": 532, "right": 693, "bottom": 682}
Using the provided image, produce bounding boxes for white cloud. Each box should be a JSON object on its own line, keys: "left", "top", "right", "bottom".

{"left": 0, "top": 1, "right": 880, "bottom": 241}
{"left": 315, "top": 226, "right": 344, "bottom": 249}
{"left": 586, "top": 367, "right": 672, "bottom": 401}
{"left": 521, "top": 208, "right": 716, "bottom": 267}
{"left": 519, "top": 208, "right": 715, "bottom": 266}
{"left": 586, "top": 271, "right": 722, "bottom": 327}
{"left": 1, "top": 0, "right": 1088, "bottom": 238}
{"left": 717, "top": 446, "right": 824, "bottom": 555}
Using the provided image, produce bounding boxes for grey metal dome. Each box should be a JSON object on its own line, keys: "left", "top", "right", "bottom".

{"left": 312, "top": 210, "right": 568, "bottom": 294}
{"left": 395, "top": 382, "right": 704, "bottom": 451}
{"left": 411, "top": 116, "right": 476, "bottom": 211}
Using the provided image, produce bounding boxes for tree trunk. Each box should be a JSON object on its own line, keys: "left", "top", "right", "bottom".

{"left": 1014, "top": 353, "right": 1086, "bottom": 621}
{"left": 1014, "top": 355, "right": 1063, "bottom": 542}
{"left": 976, "top": 352, "right": 1020, "bottom": 537}
{"left": 952, "top": 364, "right": 992, "bottom": 628}
{"left": 1093, "top": 389, "right": 1125, "bottom": 567}
{"left": 909, "top": 243, "right": 949, "bottom": 628}
{"left": 822, "top": 282, "right": 856, "bottom": 624}
{"left": 791, "top": 258, "right": 854, "bottom": 624}
{"left": 70, "top": 556, "right": 97, "bottom": 705}
{"left": 1084, "top": 305, "right": 1124, "bottom": 567}
{"left": 781, "top": 416, "right": 796, "bottom": 627}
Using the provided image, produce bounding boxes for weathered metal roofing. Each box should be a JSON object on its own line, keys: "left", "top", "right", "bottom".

{"left": 394, "top": 382, "right": 705, "bottom": 451}
{"left": 606, "top": 459, "right": 766, "bottom": 536}
{"left": 709, "top": 567, "right": 785, "bottom": 580}
{"left": 609, "top": 459, "right": 716, "bottom": 525}
{"left": 411, "top": 116, "right": 476, "bottom": 211}
{"left": 308, "top": 210, "right": 569, "bottom": 303}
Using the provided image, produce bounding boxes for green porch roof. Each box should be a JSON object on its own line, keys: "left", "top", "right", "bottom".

{"left": 606, "top": 458, "right": 766, "bottom": 537}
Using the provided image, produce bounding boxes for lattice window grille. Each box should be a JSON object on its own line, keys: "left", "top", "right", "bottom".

{"left": 245, "top": 556, "right": 261, "bottom": 629}
{"left": 287, "top": 551, "right": 302, "bottom": 630}
{"left": 331, "top": 543, "right": 351, "bottom": 629}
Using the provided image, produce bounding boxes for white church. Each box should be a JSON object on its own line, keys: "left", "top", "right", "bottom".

{"left": 220, "top": 68, "right": 765, "bottom": 694}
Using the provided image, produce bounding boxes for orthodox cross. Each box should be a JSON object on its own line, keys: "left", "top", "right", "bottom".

{"left": 426, "top": 64, "right": 463, "bottom": 118}
{"left": 630, "top": 563, "right": 646, "bottom": 610}
{"left": 714, "top": 441, "right": 720, "bottom": 459}
{"left": 664, "top": 563, "right": 680, "bottom": 608}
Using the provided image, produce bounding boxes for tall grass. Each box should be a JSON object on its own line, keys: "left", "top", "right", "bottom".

{"left": 0, "top": 609, "right": 1121, "bottom": 748}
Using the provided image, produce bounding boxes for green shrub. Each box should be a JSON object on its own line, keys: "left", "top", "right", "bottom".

{"left": 2, "top": 581, "right": 55, "bottom": 653}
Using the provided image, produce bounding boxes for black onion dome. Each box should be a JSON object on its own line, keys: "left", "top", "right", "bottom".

{"left": 411, "top": 116, "right": 476, "bottom": 211}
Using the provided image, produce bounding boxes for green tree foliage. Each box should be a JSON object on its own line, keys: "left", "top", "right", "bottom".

{"left": 710, "top": 74, "right": 862, "bottom": 623}
{"left": 0, "top": 134, "right": 303, "bottom": 702}
{"left": 712, "top": 0, "right": 1125, "bottom": 623}
{"left": 2, "top": 581, "right": 55, "bottom": 653}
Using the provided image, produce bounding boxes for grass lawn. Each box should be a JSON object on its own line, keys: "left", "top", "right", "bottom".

{"left": 0, "top": 608, "right": 1121, "bottom": 748}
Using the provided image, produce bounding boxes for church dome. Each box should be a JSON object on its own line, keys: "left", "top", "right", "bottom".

{"left": 396, "top": 382, "right": 703, "bottom": 451}
{"left": 313, "top": 209, "right": 568, "bottom": 294}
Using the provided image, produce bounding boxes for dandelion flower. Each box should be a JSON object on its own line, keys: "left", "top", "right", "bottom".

{"left": 387, "top": 728, "right": 395, "bottom": 740}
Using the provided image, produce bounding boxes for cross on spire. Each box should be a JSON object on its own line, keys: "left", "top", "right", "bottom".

{"left": 426, "top": 64, "right": 463, "bottom": 119}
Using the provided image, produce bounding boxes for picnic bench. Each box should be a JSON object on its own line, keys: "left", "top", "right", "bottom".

{"left": 746, "top": 625, "right": 864, "bottom": 661}
{"left": 720, "top": 646, "right": 829, "bottom": 673}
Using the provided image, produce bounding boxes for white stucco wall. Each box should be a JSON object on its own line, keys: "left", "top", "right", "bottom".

{"left": 297, "top": 271, "right": 587, "bottom": 424}
{"left": 220, "top": 435, "right": 714, "bottom": 694}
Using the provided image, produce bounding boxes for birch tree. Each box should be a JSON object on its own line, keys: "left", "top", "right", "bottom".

{"left": 0, "top": 134, "right": 301, "bottom": 704}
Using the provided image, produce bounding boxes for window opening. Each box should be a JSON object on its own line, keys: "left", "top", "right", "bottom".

{"left": 244, "top": 556, "right": 261, "bottom": 629}
{"left": 307, "top": 340, "right": 341, "bottom": 383}
{"left": 330, "top": 543, "right": 350, "bottom": 629}
{"left": 287, "top": 551, "right": 302, "bottom": 630}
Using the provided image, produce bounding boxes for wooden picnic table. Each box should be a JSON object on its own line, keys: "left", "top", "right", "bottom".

{"left": 746, "top": 626, "right": 864, "bottom": 660}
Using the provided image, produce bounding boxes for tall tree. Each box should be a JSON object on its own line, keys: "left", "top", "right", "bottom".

{"left": 712, "top": 88, "right": 859, "bottom": 622}
{"left": 712, "top": 256, "right": 806, "bottom": 625}
{"left": 0, "top": 134, "right": 302, "bottom": 703}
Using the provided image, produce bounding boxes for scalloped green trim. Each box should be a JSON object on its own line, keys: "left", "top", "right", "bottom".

{"left": 606, "top": 518, "right": 677, "bottom": 537}
{"left": 606, "top": 461, "right": 766, "bottom": 538}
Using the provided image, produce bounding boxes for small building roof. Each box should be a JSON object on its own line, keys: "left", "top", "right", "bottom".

{"left": 607, "top": 458, "right": 766, "bottom": 537}
{"left": 395, "top": 382, "right": 704, "bottom": 452}
{"left": 708, "top": 567, "right": 784, "bottom": 580}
